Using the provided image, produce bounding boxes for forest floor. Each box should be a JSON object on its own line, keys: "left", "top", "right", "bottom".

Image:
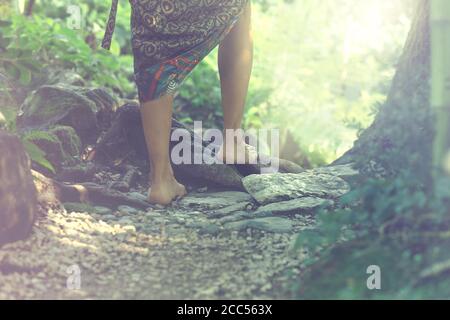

{"left": 0, "top": 190, "right": 315, "bottom": 299}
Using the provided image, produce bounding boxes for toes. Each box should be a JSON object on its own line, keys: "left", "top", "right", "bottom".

{"left": 147, "top": 182, "right": 187, "bottom": 206}
{"left": 176, "top": 184, "right": 188, "bottom": 197}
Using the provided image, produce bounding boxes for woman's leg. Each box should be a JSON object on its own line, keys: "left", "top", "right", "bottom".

{"left": 140, "top": 94, "right": 187, "bottom": 205}
{"left": 217, "top": 1, "right": 254, "bottom": 164}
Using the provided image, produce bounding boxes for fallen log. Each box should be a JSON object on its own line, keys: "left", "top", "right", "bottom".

{"left": 32, "top": 170, "right": 152, "bottom": 211}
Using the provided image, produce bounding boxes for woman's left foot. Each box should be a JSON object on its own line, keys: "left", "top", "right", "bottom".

{"left": 147, "top": 176, "right": 187, "bottom": 206}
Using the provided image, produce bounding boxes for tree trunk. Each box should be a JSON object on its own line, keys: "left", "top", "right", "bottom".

{"left": 0, "top": 130, "right": 37, "bottom": 245}
{"left": 335, "top": 0, "right": 433, "bottom": 181}
{"left": 431, "top": 0, "right": 450, "bottom": 179}
{"left": 24, "top": 0, "right": 35, "bottom": 16}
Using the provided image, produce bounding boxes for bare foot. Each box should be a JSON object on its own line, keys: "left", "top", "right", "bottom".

{"left": 216, "top": 138, "right": 259, "bottom": 165}
{"left": 148, "top": 176, "right": 187, "bottom": 206}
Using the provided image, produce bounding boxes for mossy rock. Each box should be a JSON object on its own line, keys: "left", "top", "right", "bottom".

{"left": 17, "top": 85, "right": 98, "bottom": 144}
{"left": 45, "top": 69, "right": 87, "bottom": 87}
{"left": 76, "top": 87, "right": 119, "bottom": 130}
{"left": 17, "top": 85, "right": 118, "bottom": 144}
{"left": 48, "top": 125, "right": 82, "bottom": 157}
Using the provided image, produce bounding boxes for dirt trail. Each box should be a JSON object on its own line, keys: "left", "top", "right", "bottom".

{"left": 0, "top": 200, "right": 313, "bottom": 300}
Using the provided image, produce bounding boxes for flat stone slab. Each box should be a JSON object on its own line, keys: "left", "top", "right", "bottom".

{"left": 178, "top": 191, "right": 253, "bottom": 211}
{"left": 243, "top": 171, "right": 350, "bottom": 205}
{"left": 207, "top": 202, "right": 253, "bottom": 218}
{"left": 224, "top": 217, "right": 293, "bottom": 233}
{"left": 216, "top": 211, "right": 274, "bottom": 225}
{"left": 255, "top": 197, "right": 334, "bottom": 215}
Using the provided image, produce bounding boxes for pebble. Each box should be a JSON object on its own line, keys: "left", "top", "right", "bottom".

{"left": 94, "top": 206, "right": 113, "bottom": 215}
{"left": 116, "top": 233, "right": 128, "bottom": 241}
{"left": 102, "top": 214, "right": 117, "bottom": 221}
{"left": 198, "top": 224, "right": 221, "bottom": 236}
{"left": 122, "top": 225, "right": 136, "bottom": 233}
{"left": 118, "top": 217, "right": 134, "bottom": 225}
{"left": 175, "top": 217, "right": 186, "bottom": 225}
{"left": 196, "top": 187, "right": 208, "bottom": 193}
{"left": 118, "top": 205, "right": 140, "bottom": 215}
{"left": 128, "top": 192, "right": 148, "bottom": 203}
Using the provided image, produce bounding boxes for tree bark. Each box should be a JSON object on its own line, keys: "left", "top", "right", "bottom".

{"left": 335, "top": 0, "right": 433, "bottom": 179}
{"left": 24, "top": 0, "right": 35, "bottom": 16}
{"left": 431, "top": 0, "right": 450, "bottom": 179}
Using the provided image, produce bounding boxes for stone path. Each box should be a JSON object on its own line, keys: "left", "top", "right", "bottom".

{"left": 0, "top": 164, "right": 356, "bottom": 299}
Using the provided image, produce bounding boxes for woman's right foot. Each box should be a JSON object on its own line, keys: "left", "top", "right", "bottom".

{"left": 216, "top": 137, "right": 259, "bottom": 165}
{"left": 148, "top": 176, "right": 187, "bottom": 206}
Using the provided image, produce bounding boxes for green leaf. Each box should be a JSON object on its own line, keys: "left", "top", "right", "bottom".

{"left": 0, "top": 107, "right": 17, "bottom": 132}
{"left": 17, "top": 64, "right": 32, "bottom": 85}
{"left": 22, "top": 139, "right": 56, "bottom": 174}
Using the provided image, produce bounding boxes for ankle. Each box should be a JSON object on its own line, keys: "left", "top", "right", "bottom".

{"left": 223, "top": 130, "right": 246, "bottom": 146}
{"left": 150, "top": 166, "right": 175, "bottom": 185}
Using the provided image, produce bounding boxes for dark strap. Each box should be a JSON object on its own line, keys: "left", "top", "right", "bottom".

{"left": 101, "top": 0, "right": 119, "bottom": 50}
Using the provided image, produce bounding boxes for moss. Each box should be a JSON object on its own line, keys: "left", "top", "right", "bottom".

{"left": 63, "top": 202, "right": 105, "bottom": 214}
{"left": 22, "top": 85, "right": 95, "bottom": 120}
{"left": 49, "top": 125, "right": 82, "bottom": 157}
{"left": 81, "top": 87, "right": 118, "bottom": 112}
{"left": 17, "top": 85, "right": 99, "bottom": 144}
{"left": 22, "top": 130, "right": 59, "bottom": 143}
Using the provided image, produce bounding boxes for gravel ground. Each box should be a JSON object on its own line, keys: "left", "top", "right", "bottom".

{"left": 0, "top": 202, "right": 314, "bottom": 300}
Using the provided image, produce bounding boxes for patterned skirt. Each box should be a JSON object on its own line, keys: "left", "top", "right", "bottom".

{"left": 102, "top": 0, "right": 249, "bottom": 103}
